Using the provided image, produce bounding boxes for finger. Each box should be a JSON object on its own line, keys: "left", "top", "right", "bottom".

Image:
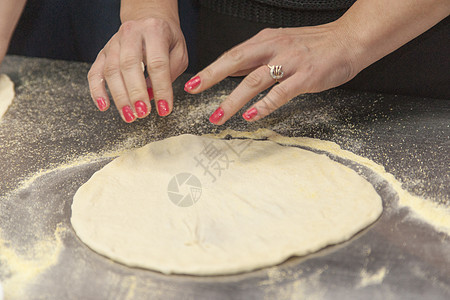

{"left": 184, "top": 44, "right": 271, "bottom": 94}
{"left": 87, "top": 50, "right": 110, "bottom": 112}
{"left": 103, "top": 38, "right": 136, "bottom": 123}
{"left": 242, "top": 75, "right": 303, "bottom": 122}
{"left": 119, "top": 23, "right": 151, "bottom": 119}
{"left": 143, "top": 32, "right": 173, "bottom": 117}
{"left": 208, "top": 66, "right": 274, "bottom": 125}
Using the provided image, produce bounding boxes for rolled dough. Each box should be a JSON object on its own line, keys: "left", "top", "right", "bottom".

{"left": 0, "top": 74, "right": 14, "bottom": 118}
{"left": 71, "top": 134, "right": 382, "bottom": 275}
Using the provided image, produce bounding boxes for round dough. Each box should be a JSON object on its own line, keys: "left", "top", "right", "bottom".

{"left": 71, "top": 134, "right": 382, "bottom": 275}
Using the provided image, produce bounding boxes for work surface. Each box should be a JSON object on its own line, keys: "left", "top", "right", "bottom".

{"left": 0, "top": 56, "right": 448, "bottom": 299}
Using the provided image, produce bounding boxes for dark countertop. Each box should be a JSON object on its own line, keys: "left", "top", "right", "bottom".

{"left": 0, "top": 56, "right": 448, "bottom": 299}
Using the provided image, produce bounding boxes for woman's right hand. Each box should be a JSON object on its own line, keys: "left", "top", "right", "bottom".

{"left": 88, "top": 13, "right": 188, "bottom": 123}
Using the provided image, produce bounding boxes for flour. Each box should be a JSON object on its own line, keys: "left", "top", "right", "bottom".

{"left": 0, "top": 225, "right": 67, "bottom": 299}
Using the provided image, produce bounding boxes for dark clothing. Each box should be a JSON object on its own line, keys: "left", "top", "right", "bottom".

{"left": 199, "top": 0, "right": 355, "bottom": 26}
{"left": 253, "top": 0, "right": 355, "bottom": 9}
{"left": 8, "top": 0, "right": 121, "bottom": 63}
{"left": 197, "top": 2, "right": 450, "bottom": 99}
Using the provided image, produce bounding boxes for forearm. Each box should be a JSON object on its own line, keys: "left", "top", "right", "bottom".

{"left": 0, "top": 0, "right": 27, "bottom": 47}
{"left": 120, "top": 0, "right": 179, "bottom": 24}
{"left": 337, "top": 0, "right": 450, "bottom": 73}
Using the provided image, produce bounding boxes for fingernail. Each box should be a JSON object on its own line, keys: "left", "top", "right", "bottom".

{"left": 122, "top": 105, "right": 136, "bottom": 123}
{"left": 96, "top": 97, "right": 107, "bottom": 111}
{"left": 134, "top": 101, "right": 148, "bottom": 118}
{"left": 243, "top": 107, "right": 258, "bottom": 121}
{"left": 184, "top": 76, "right": 201, "bottom": 92}
{"left": 209, "top": 107, "right": 224, "bottom": 124}
{"left": 157, "top": 100, "right": 170, "bottom": 116}
{"left": 147, "top": 87, "right": 154, "bottom": 100}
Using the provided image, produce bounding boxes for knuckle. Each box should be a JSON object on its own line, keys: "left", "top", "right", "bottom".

{"left": 89, "top": 84, "right": 103, "bottom": 95}
{"left": 120, "top": 55, "right": 142, "bottom": 72}
{"left": 258, "top": 28, "right": 275, "bottom": 37}
{"left": 300, "top": 44, "right": 311, "bottom": 54}
{"left": 152, "top": 86, "right": 171, "bottom": 100}
{"left": 257, "top": 27, "right": 285, "bottom": 40}
{"left": 103, "top": 64, "right": 120, "bottom": 79}
{"left": 274, "top": 35, "right": 292, "bottom": 47}
{"left": 222, "top": 95, "right": 238, "bottom": 111}
{"left": 224, "top": 48, "right": 244, "bottom": 63}
{"left": 147, "top": 57, "right": 168, "bottom": 72}
{"left": 290, "top": 45, "right": 311, "bottom": 59}
{"left": 143, "top": 18, "right": 164, "bottom": 28}
{"left": 259, "top": 85, "right": 290, "bottom": 115}
{"left": 143, "top": 18, "right": 170, "bottom": 35}
{"left": 260, "top": 97, "right": 278, "bottom": 114}
{"left": 113, "top": 92, "right": 129, "bottom": 103}
{"left": 202, "top": 67, "right": 215, "bottom": 80}
{"left": 87, "top": 69, "right": 98, "bottom": 82}
{"left": 128, "top": 88, "right": 146, "bottom": 101}
{"left": 120, "top": 20, "right": 138, "bottom": 34}
{"left": 243, "top": 72, "right": 263, "bottom": 89}
{"left": 271, "top": 84, "right": 289, "bottom": 101}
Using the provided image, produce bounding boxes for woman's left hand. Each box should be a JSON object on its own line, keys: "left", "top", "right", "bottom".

{"left": 183, "top": 21, "right": 358, "bottom": 124}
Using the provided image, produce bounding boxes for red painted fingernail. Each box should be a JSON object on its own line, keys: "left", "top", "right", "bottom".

{"left": 243, "top": 107, "right": 258, "bottom": 120}
{"left": 96, "top": 97, "right": 107, "bottom": 111}
{"left": 157, "top": 100, "right": 170, "bottom": 116}
{"left": 147, "top": 87, "right": 154, "bottom": 100}
{"left": 184, "top": 76, "right": 201, "bottom": 92}
{"left": 209, "top": 107, "right": 224, "bottom": 124}
{"left": 122, "top": 105, "right": 136, "bottom": 123}
{"left": 134, "top": 101, "right": 148, "bottom": 118}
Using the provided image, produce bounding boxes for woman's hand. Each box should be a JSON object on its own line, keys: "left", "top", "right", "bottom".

{"left": 184, "top": 23, "right": 356, "bottom": 124}
{"left": 88, "top": 0, "right": 187, "bottom": 123}
{"left": 185, "top": 0, "right": 450, "bottom": 125}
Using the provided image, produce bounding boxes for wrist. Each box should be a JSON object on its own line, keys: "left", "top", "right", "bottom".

{"left": 120, "top": 0, "right": 180, "bottom": 25}
{"left": 324, "top": 19, "right": 365, "bottom": 81}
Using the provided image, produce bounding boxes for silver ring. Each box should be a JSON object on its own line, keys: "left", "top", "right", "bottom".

{"left": 268, "top": 65, "right": 284, "bottom": 82}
